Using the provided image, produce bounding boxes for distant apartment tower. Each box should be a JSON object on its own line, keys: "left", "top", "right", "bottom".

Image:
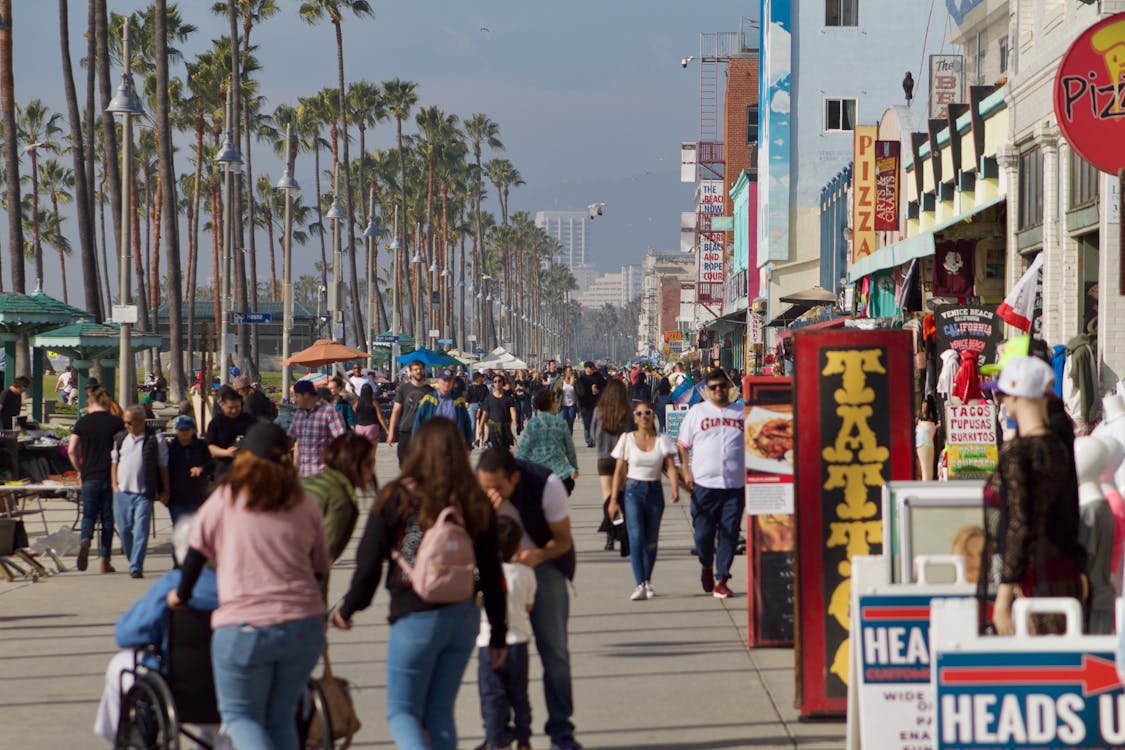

{"left": 535, "top": 210, "right": 588, "bottom": 269}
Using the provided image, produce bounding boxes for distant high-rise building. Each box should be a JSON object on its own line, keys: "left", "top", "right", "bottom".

{"left": 621, "top": 264, "right": 643, "bottom": 302}
{"left": 535, "top": 210, "right": 588, "bottom": 270}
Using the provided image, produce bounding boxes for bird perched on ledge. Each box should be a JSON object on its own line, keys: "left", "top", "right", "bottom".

{"left": 903, "top": 71, "right": 915, "bottom": 105}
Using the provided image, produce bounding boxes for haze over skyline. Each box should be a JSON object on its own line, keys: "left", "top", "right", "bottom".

{"left": 6, "top": 2, "right": 752, "bottom": 300}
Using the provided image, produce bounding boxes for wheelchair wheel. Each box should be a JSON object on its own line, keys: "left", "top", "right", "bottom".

{"left": 115, "top": 674, "right": 178, "bottom": 750}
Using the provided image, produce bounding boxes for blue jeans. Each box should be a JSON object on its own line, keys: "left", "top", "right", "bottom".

{"left": 386, "top": 600, "right": 479, "bottom": 750}
{"left": 691, "top": 485, "right": 745, "bottom": 581}
{"left": 624, "top": 479, "right": 665, "bottom": 585}
{"left": 478, "top": 642, "right": 531, "bottom": 747}
{"left": 559, "top": 404, "right": 577, "bottom": 433}
{"left": 468, "top": 403, "right": 480, "bottom": 436}
{"left": 211, "top": 615, "right": 324, "bottom": 750}
{"left": 656, "top": 395, "right": 671, "bottom": 432}
{"left": 530, "top": 563, "right": 577, "bottom": 748}
{"left": 112, "top": 491, "right": 152, "bottom": 575}
{"left": 579, "top": 407, "right": 595, "bottom": 446}
{"left": 80, "top": 478, "right": 114, "bottom": 561}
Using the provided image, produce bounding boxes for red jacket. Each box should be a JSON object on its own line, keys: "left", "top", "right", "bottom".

{"left": 953, "top": 349, "right": 982, "bottom": 402}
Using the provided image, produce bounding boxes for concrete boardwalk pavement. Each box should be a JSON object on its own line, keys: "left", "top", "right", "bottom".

{"left": 0, "top": 442, "right": 845, "bottom": 749}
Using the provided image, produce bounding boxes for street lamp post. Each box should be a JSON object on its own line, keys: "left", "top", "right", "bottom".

{"left": 410, "top": 241, "right": 424, "bottom": 351}
{"left": 276, "top": 125, "right": 300, "bottom": 402}
{"left": 362, "top": 188, "right": 381, "bottom": 369}
{"left": 215, "top": 97, "right": 243, "bottom": 386}
{"left": 388, "top": 206, "right": 401, "bottom": 370}
{"left": 325, "top": 170, "right": 344, "bottom": 342}
{"left": 107, "top": 21, "right": 145, "bottom": 404}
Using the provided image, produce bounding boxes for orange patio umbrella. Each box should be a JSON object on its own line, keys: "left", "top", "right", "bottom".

{"left": 283, "top": 338, "right": 370, "bottom": 368}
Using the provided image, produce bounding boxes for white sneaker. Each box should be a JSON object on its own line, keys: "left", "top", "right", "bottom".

{"left": 630, "top": 584, "right": 648, "bottom": 601}
{"left": 644, "top": 582, "right": 655, "bottom": 598}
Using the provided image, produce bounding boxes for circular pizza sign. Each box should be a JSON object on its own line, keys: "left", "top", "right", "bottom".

{"left": 1054, "top": 12, "right": 1125, "bottom": 173}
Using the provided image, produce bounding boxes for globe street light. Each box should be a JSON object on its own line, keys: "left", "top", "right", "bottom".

{"left": 325, "top": 184, "right": 344, "bottom": 341}
{"left": 362, "top": 189, "right": 381, "bottom": 369}
{"left": 107, "top": 20, "right": 145, "bottom": 404}
{"left": 387, "top": 206, "right": 402, "bottom": 369}
{"left": 276, "top": 124, "right": 300, "bottom": 402}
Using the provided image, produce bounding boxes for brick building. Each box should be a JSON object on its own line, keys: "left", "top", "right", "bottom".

{"left": 722, "top": 55, "right": 760, "bottom": 218}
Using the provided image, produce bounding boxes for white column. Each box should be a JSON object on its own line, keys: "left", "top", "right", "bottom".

{"left": 996, "top": 144, "right": 1021, "bottom": 294}
{"left": 1036, "top": 124, "right": 1062, "bottom": 345}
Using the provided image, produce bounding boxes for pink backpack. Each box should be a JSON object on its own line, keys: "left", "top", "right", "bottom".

{"left": 392, "top": 506, "right": 477, "bottom": 603}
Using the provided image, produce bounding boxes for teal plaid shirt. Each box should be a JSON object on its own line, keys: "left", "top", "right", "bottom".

{"left": 515, "top": 411, "right": 578, "bottom": 480}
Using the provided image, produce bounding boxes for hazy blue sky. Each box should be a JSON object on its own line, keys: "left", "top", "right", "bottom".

{"left": 7, "top": 1, "right": 753, "bottom": 299}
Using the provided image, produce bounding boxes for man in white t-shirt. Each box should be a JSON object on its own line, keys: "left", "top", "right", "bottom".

{"left": 677, "top": 368, "right": 745, "bottom": 599}
{"left": 345, "top": 362, "right": 373, "bottom": 399}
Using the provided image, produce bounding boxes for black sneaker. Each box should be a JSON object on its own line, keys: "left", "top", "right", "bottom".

{"left": 76, "top": 539, "right": 90, "bottom": 571}
{"left": 130, "top": 570, "right": 144, "bottom": 579}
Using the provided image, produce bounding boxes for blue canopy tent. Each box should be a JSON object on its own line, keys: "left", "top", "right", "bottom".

{"left": 396, "top": 348, "right": 461, "bottom": 368}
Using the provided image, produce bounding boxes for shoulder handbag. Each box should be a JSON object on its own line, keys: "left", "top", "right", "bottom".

{"left": 307, "top": 641, "right": 361, "bottom": 749}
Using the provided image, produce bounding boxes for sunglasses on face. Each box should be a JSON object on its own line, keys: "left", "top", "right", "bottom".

{"left": 634, "top": 409, "right": 654, "bottom": 417}
{"left": 707, "top": 383, "right": 728, "bottom": 391}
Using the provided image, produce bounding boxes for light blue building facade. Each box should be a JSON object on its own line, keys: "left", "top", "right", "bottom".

{"left": 757, "top": 0, "right": 956, "bottom": 326}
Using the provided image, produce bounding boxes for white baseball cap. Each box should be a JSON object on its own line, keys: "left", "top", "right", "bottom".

{"left": 994, "top": 355, "right": 1055, "bottom": 399}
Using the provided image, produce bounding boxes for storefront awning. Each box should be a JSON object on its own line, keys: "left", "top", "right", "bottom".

{"left": 765, "top": 305, "right": 808, "bottom": 328}
{"left": 776, "top": 316, "right": 846, "bottom": 340}
{"left": 846, "top": 194, "right": 1005, "bottom": 282}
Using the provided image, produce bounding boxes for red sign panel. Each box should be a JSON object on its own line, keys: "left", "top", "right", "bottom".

{"left": 1054, "top": 13, "right": 1125, "bottom": 174}
{"left": 793, "top": 329, "right": 914, "bottom": 718}
{"left": 874, "top": 141, "right": 899, "bottom": 231}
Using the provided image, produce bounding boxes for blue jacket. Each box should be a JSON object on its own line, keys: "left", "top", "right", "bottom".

{"left": 413, "top": 392, "right": 474, "bottom": 446}
{"left": 115, "top": 568, "right": 219, "bottom": 659}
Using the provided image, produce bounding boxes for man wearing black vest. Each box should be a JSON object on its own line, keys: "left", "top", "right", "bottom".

{"left": 111, "top": 405, "right": 170, "bottom": 578}
{"left": 477, "top": 448, "right": 580, "bottom": 750}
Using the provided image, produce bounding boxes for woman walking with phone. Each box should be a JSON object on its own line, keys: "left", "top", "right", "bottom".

{"left": 608, "top": 400, "right": 679, "bottom": 600}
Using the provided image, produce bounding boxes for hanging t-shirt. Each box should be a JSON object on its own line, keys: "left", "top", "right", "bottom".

{"left": 932, "top": 240, "right": 975, "bottom": 297}
{"left": 868, "top": 269, "right": 898, "bottom": 318}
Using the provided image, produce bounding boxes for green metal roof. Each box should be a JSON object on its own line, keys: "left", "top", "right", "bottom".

{"left": 30, "top": 321, "right": 162, "bottom": 351}
{"left": 0, "top": 291, "right": 95, "bottom": 329}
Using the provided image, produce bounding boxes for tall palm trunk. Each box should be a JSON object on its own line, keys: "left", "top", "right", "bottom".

{"left": 396, "top": 117, "right": 408, "bottom": 334}
{"left": 85, "top": 0, "right": 99, "bottom": 312}
{"left": 330, "top": 20, "right": 364, "bottom": 350}
{"left": 49, "top": 191, "right": 66, "bottom": 303}
{"left": 312, "top": 137, "right": 327, "bottom": 292}
{"left": 265, "top": 205, "right": 278, "bottom": 301}
{"left": 227, "top": 3, "right": 253, "bottom": 380}
{"left": 186, "top": 116, "right": 205, "bottom": 372}
{"left": 210, "top": 184, "right": 221, "bottom": 338}
{"left": 95, "top": 0, "right": 122, "bottom": 279}
{"left": 30, "top": 149, "right": 44, "bottom": 288}
{"left": 0, "top": 0, "right": 22, "bottom": 295}
{"left": 99, "top": 165, "right": 111, "bottom": 307}
{"left": 59, "top": 0, "right": 100, "bottom": 318}
{"left": 240, "top": 15, "right": 261, "bottom": 375}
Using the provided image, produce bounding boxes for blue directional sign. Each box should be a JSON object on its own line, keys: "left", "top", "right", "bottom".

{"left": 234, "top": 312, "right": 272, "bottom": 324}
{"left": 437, "top": 338, "right": 453, "bottom": 346}
{"left": 375, "top": 335, "right": 399, "bottom": 343}
{"left": 936, "top": 650, "right": 1125, "bottom": 748}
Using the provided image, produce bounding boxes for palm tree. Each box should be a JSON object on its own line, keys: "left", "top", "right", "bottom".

{"left": 154, "top": 0, "right": 187, "bottom": 400}
{"left": 484, "top": 157, "right": 523, "bottom": 226}
{"left": 381, "top": 77, "right": 418, "bottom": 332}
{"left": 464, "top": 114, "right": 502, "bottom": 324}
{"left": 16, "top": 99, "right": 62, "bottom": 288}
{"left": 297, "top": 93, "right": 330, "bottom": 293}
{"left": 38, "top": 159, "right": 73, "bottom": 302}
{"left": 299, "top": 0, "right": 374, "bottom": 348}
{"left": 58, "top": 0, "right": 100, "bottom": 318}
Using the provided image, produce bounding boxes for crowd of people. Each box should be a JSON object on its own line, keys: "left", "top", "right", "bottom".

{"left": 78, "top": 353, "right": 742, "bottom": 750}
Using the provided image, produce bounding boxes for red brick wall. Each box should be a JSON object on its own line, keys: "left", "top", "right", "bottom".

{"left": 723, "top": 54, "right": 760, "bottom": 217}
{"left": 660, "top": 277, "right": 682, "bottom": 334}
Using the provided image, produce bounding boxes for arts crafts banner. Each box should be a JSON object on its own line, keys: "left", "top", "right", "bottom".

{"left": 794, "top": 329, "right": 914, "bottom": 717}
{"left": 875, "top": 141, "right": 900, "bottom": 231}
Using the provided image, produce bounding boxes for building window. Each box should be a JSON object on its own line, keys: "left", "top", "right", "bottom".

{"left": 747, "top": 105, "right": 759, "bottom": 145}
{"left": 998, "top": 35, "right": 1008, "bottom": 74}
{"left": 824, "top": 98, "right": 856, "bottom": 132}
{"left": 1018, "top": 146, "right": 1044, "bottom": 230}
{"left": 825, "top": 0, "right": 858, "bottom": 26}
{"left": 1069, "top": 151, "right": 1100, "bottom": 210}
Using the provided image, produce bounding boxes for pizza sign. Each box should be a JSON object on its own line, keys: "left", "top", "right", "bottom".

{"left": 1054, "top": 13, "right": 1125, "bottom": 173}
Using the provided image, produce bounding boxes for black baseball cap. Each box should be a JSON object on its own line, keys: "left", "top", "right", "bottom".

{"left": 241, "top": 422, "right": 292, "bottom": 461}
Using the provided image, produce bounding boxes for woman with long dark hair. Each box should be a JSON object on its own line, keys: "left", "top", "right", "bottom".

{"left": 303, "top": 432, "right": 378, "bottom": 600}
{"left": 592, "top": 379, "right": 634, "bottom": 550}
{"left": 168, "top": 422, "right": 330, "bottom": 750}
{"left": 353, "top": 383, "right": 389, "bottom": 450}
{"left": 333, "top": 418, "right": 507, "bottom": 750}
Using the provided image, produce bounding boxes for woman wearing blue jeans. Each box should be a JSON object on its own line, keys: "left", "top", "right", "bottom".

{"left": 169, "top": 422, "right": 331, "bottom": 750}
{"left": 608, "top": 401, "right": 680, "bottom": 601}
{"left": 334, "top": 418, "right": 508, "bottom": 750}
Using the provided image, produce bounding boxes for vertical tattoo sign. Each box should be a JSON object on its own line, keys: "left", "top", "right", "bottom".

{"left": 794, "top": 329, "right": 914, "bottom": 717}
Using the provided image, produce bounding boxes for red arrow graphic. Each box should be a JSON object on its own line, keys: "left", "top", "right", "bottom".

{"left": 940, "top": 654, "right": 1122, "bottom": 696}
{"left": 861, "top": 605, "right": 930, "bottom": 621}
